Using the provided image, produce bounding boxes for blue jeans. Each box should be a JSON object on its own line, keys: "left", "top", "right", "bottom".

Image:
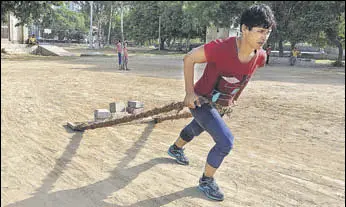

{"left": 118, "top": 52, "right": 122, "bottom": 65}
{"left": 290, "top": 56, "right": 297, "bottom": 66}
{"left": 179, "top": 103, "right": 234, "bottom": 168}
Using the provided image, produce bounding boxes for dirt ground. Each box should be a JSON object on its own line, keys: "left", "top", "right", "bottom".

{"left": 1, "top": 48, "right": 345, "bottom": 207}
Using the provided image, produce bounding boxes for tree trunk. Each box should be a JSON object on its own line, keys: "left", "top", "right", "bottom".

{"left": 88, "top": 1, "right": 93, "bottom": 49}
{"left": 185, "top": 36, "right": 190, "bottom": 53}
{"left": 166, "top": 37, "right": 171, "bottom": 48}
{"left": 326, "top": 28, "right": 344, "bottom": 66}
{"left": 290, "top": 42, "right": 296, "bottom": 51}
{"left": 160, "top": 38, "right": 165, "bottom": 50}
{"left": 98, "top": 20, "right": 101, "bottom": 48}
{"left": 279, "top": 38, "right": 284, "bottom": 57}
{"left": 334, "top": 38, "right": 343, "bottom": 65}
{"left": 107, "top": 4, "right": 113, "bottom": 45}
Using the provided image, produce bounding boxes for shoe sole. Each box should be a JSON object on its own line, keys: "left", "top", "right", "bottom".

{"left": 167, "top": 150, "right": 189, "bottom": 165}
{"left": 198, "top": 186, "right": 224, "bottom": 201}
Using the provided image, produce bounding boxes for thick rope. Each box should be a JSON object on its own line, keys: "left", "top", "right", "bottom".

{"left": 73, "top": 101, "right": 186, "bottom": 131}
{"left": 69, "top": 99, "right": 234, "bottom": 131}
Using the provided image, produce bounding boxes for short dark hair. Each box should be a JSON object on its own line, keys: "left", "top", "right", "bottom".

{"left": 240, "top": 4, "right": 276, "bottom": 31}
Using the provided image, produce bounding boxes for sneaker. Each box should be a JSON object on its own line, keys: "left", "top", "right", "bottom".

{"left": 167, "top": 145, "right": 189, "bottom": 165}
{"left": 198, "top": 176, "right": 224, "bottom": 201}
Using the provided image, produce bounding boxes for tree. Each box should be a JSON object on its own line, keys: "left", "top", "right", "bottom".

{"left": 265, "top": 1, "right": 345, "bottom": 66}
{"left": 158, "top": 1, "right": 184, "bottom": 50}
{"left": 125, "top": 1, "right": 160, "bottom": 45}
{"left": 41, "top": 3, "right": 87, "bottom": 41}
{"left": 267, "top": 1, "right": 308, "bottom": 56}
{"left": 1, "top": 1, "right": 63, "bottom": 26}
{"left": 302, "top": 1, "right": 345, "bottom": 65}
{"left": 180, "top": 2, "right": 206, "bottom": 51}
{"left": 106, "top": 2, "right": 116, "bottom": 45}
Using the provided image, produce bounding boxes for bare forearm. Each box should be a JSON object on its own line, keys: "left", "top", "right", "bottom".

{"left": 183, "top": 55, "right": 195, "bottom": 93}
{"left": 183, "top": 46, "right": 207, "bottom": 94}
{"left": 182, "top": 46, "right": 207, "bottom": 108}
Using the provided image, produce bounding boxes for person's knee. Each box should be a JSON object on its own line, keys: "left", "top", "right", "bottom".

{"left": 220, "top": 143, "right": 233, "bottom": 156}
{"left": 179, "top": 128, "right": 194, "bottom": 142}
{"left": 218, "top": 135, "right": 234, "bottom": 156}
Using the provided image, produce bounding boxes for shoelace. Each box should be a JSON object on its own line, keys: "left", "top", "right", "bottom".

{"left": 203, "top": 178, "right": 220, "bottom": 191}
{"left": 209, "top": 180, "right": 220, "bottom": 191}
{"left": 177, "top": 149, "right": 187, "bottom": 159}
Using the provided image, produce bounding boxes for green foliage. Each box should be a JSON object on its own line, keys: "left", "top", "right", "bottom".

{"left": 3, "top": 0, "right": 344, "bottom": 61}
{"left": 1, "top": 1, "right": 63, "bottom": 26}
{"left": 192, "top": 1, "right": 253, "bottom": 28}
{"left": 41, "top": 3, "right": 87, "bottom": 40}
{"left": 123, "top": 1, "right": 250, "bottom": 48}
{"left": 263, "top": 1, "right": 344, "bottom": 64}
{"left": 266, "top": 1, "right": 306, "bottom": 48}
{"left": 125, "top": 1, "right": 160, "bottom": 44}
{"left": 301, "top": 2, "right": 344, "bottom": 42}
{"left": 181, "top": 2, "right": 206, "bottom": 41}
{"left": 303, "top": 1, "right": 345, "bottom": 64}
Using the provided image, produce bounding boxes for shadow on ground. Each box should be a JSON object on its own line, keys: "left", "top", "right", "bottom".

{"left": 6, "top": 122, "right": 209, "bottom": 207}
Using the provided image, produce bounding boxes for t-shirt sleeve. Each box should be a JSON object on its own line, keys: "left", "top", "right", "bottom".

{"left": 204, "top": 39, "right": 223, "bottom": 63}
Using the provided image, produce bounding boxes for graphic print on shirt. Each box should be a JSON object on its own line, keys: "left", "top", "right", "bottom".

{"left": 210, "top": 74, "right": 250, "bottom": 106}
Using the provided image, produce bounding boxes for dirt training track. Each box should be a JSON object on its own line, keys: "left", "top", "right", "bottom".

{"left": 1, "top": 51, "right": 345, "bottom": 207}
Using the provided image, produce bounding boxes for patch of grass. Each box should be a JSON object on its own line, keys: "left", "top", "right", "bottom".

{"left": 315, "top": 59, "right": 334, "bottom": 64}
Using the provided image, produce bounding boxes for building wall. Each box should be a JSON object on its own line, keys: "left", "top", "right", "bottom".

{"left": 1, "top": 12, "right": 28, "bottom": 44}
{"left": 206, "top": 25, "right": 239, "bottom": 43}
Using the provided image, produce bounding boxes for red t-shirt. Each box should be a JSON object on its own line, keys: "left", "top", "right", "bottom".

{"left": 266, "top": 47, "right": 272, "bottom": 55}
{"left": 194, "top": 36, "right": 266, "bottom": 106}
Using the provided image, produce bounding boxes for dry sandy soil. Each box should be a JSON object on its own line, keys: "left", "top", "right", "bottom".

{"left": 1, "top": 48, "right": 345, "bottom": 207}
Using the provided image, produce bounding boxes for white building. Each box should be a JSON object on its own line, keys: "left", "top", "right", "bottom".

{"left": 206, "top": 24, "right": 239, "bottom": 43}
{"left": 1, "top": 12, "right": 28, "bottom": 44}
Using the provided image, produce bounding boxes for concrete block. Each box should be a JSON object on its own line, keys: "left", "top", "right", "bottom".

{"left": 109, "top": 102, "right": 126, "bottom": 113}
{"left": 94, "top": 109, "right": 111, "bottom": 121}
{"left": 126, "top": 107, "right": 144, "bottom": 115}
{"left": 127, "top": 101, "right": 144, "bottom": 108}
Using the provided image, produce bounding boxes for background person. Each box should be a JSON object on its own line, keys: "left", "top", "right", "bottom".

{"left": 290, "top": 47, "right": 300, "bottom": 66}
{"left": 116, "top": 40, "right": 122, "bottom": 69}
{"left": 265, "top": 44, "right": 272, "bottom": 64}
{"left": 123, "top": 43, "right": 129, "bottom": 70}
{"left": 28, "top": 34, "right": 37, "bottom": 45}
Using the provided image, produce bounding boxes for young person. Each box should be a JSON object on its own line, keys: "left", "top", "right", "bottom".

{"left": 265, "top": 44, "right": 272, "bottom": 64}
{"left": 167, "top": 4, "right": 276, "bottom": 201}
{"left": 290, "top": 47, "right": 300, "bottom": 66}
{"left": 123, "top": 43, "right": 129, "bottom": 70}
{"left": 28, "top": 34, "right": 38, "bottom": 45}
{"left": 116, "top": 40, "right": 122, "bottom": 69}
